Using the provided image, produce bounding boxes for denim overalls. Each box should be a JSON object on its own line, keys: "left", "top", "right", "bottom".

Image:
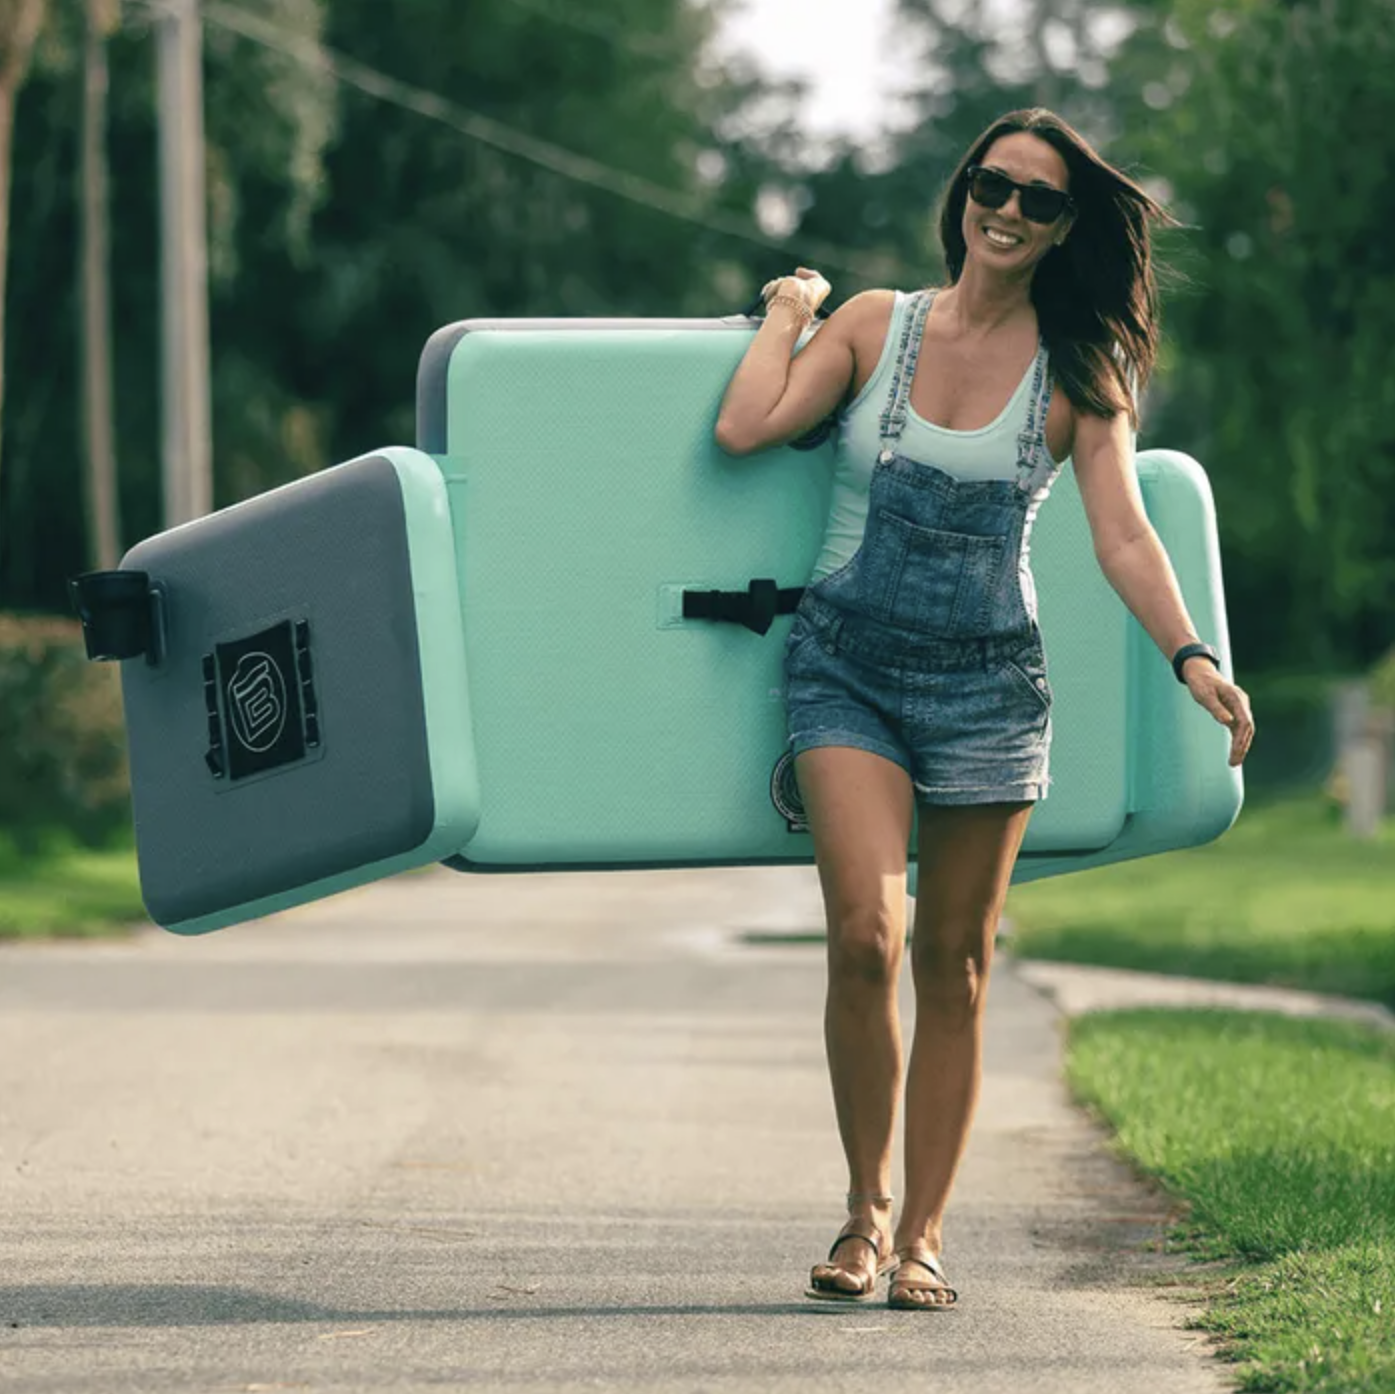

{"left": 783, "top": 289, "right": 1063, "bottom": 805}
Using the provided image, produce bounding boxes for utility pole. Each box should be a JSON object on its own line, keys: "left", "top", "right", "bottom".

{"left": 155, "top": 0, "right": 212, "bottom": 528}
{"left": 81, "top": 0, "right": 120, "bottom": 569}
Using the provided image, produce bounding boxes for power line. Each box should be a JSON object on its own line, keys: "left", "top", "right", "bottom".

{"left": 493, "top": 0, "right": 684, "bottom": 60}
{"left": 179, "top": 0, "right": 909, "bottom": 284}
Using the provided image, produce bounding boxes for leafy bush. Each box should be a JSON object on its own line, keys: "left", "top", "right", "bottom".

{"left": 1370, "top": 648, "right": 1395, "bottom": 712}
{"left": 0, "top": 613, "right": 131, "bottom": 849}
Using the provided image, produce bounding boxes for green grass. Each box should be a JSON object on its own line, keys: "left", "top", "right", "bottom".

{"left": 1007, "top": 794, "right": 1395, "bottom": 1007}
{"left": 0, "top": 833, "right": 145, "bottom": 938}
{"left": 1068, "top": 1009, "right": 1395, "bottom": 1393}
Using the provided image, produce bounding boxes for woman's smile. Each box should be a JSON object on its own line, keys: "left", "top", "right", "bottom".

{"left": 982, "top": 224, "right": 1025, "bottom": 249}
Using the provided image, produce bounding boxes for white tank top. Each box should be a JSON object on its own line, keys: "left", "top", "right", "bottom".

{"left": 809, "top": 289, "right": 1050, "bottom": 583}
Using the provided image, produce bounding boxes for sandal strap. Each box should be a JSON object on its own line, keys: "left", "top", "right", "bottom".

{"left": 811, "top": 1216, "right": 896, "bottom": 1298}
{"left": 826, "top": 1222, "right": 884, "bottom": 1264}
{"left": 893, "top": 1246, "right": 957, "bottom": 1298}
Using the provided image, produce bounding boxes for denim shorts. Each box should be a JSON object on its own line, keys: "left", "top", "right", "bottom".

{"left": 782, "top": 594, "right": 1053, "bottom": 806}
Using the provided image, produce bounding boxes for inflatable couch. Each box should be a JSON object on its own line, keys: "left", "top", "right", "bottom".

{"left": 70, "top": 312, "right": 1242, "bottom": 934}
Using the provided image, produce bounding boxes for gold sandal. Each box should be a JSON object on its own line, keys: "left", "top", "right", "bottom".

{"left": 804, "top": 1193, "right": 896, "bottom": 1304}
{"left": 887, "top": 1244, "right": 958, "bottom": 1310}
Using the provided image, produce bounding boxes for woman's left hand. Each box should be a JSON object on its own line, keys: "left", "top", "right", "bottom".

{"left": 1184, "top": 661, "right": 1255, "bottom": 766}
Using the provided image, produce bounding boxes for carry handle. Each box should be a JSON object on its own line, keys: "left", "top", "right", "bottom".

{"left": 681, "top": 579, "right": 805, "bottom": 636}
{"left": 68, "top": 570, "right": 167, "bottom": 666}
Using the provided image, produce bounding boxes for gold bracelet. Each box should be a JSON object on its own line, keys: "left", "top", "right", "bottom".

{"left": 766, "top": 292, "right": 813, "bottom": 325}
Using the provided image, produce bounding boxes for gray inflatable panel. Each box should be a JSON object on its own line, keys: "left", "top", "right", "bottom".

{"left": 120, "top": 454, "right": 436, "bottom": 925}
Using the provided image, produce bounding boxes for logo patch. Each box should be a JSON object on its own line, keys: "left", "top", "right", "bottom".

{"left": 227, "top": 651, "right": 287, "bottom": 753}
{"left": 214, "top": 622, "right": 306, "bottom": 780}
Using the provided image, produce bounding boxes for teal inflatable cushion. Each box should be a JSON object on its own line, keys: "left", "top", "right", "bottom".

{"left": 418, "top": 317, "right": 1240, "bottom": 877}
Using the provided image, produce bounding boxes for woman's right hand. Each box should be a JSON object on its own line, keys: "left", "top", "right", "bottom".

{"left": 760, "top": 267, "right": 833, "bottom": 318}
{"left": 716, "top": 286, "right": 878, "bottom": 455}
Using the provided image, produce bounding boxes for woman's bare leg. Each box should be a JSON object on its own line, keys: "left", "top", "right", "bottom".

{"left": 793, "top": 746, "right": 915, "bottom": 1293}
{"left": 892, "top": 800, "right": 1034, "bottom": 1306}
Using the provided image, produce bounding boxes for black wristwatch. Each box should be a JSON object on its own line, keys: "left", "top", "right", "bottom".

{"left": 1171, "top": 641, "right": 1221, "bottom": 684}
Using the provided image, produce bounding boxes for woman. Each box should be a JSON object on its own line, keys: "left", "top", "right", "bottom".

{"left": 714, "top": 109, "right": 1254, "bottom": 1311}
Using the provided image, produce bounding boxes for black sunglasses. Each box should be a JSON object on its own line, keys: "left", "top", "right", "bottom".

{"left": 966, "top": 165, "right": 1075, "bottom": 225}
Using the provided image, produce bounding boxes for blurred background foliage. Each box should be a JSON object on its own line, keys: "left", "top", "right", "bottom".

{"left": 0, "top": 0, "right": 1391, "bottom": 843}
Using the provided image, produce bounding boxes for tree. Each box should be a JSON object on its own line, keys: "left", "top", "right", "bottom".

{"left": 0, "top": 0, "right": 49, "bottom": 536}
{"left": 81, "top": 0, "right": 119, "bottom": 570}
{"left": 0, "top": 0, "right": 847, "bottom": 609}
{"left": 1107, "top": 0, "right": 1395, "bottom": 671}
{"left": 0, "top": 0, "right": 336, "bottom": 604}
{"left": 254, "top": 0, "right": 807, "bottom": 464}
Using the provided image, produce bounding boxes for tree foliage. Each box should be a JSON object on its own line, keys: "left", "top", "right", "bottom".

{"left": 2, "top": 0, "right": 337, "bottom": 600}
{"left": 1095, "top": 0, "right": 1395, "bottom": 669}
{"left": 0, "top": 0, "right": 793, "bottom": 603}
{"left": 0, "top": 0, "right": 50, "bottom": 533}
{"left": 0, "top": 0, "right": 1390, "bottom": 678}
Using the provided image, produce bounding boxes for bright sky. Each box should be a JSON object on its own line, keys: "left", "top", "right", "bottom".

{"left": 709, "top": 0, "right": 921, "bottom": 147}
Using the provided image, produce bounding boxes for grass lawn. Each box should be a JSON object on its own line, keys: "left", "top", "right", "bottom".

{"left": 0, "top": 835, "right": 145, "bottom": 938}
{"left": 1068, "top": 1008, "right": 1395, "bottom": 1394}
{"left": 1007, "top": 793, "right": 1395, "bottom": 1007}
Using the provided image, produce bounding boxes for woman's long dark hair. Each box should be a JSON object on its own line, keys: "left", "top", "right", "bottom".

{"left": 939, "top": 109, "right": 1177, "bottom": 427}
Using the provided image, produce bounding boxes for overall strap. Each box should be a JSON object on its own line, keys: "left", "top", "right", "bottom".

{"left": 1015, "top": 338, "right": 1054, "bottom": 481}
{"left": 877, "top": 289, "right": 936, "bottom": 462}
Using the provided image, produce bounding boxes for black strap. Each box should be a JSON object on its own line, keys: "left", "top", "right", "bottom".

{"left": 1171, "top": 641, "right": 1220, "bottom": 684}
{"left": 682, "top": 579, "right": 804, "bottom": 636}
{"left": 68, "top": 569, "right": 164, "bottom": 665}
{"left": 827, "top": 1229, "right": 881, "bottom": 1263}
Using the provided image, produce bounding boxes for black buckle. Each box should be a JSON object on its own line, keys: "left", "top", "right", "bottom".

{"left": 681, "top": 578, "right": 802, "bottom": 636}
{"left": 68, "top": 570, "right": 166, "bottom": 666}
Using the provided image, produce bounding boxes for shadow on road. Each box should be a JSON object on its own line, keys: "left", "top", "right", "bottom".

{"left": 0, "top": 1284, "right": 854, "bottom": 1328}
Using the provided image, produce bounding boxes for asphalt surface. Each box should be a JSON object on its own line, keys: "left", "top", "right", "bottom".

{"left": 0, "top": 865, "right": 1226, "bottom": 1393}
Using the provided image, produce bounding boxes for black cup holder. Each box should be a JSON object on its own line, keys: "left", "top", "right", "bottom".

{"left": 68, "top": 570, "right": 166, "bottom": 665}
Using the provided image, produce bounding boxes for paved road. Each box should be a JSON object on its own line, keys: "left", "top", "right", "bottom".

{"left": 0, "top": 866, "right": 1225, "bottom": 1393}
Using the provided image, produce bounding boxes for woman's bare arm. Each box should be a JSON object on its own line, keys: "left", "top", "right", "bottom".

{"left": 1074, "top": 407, "right": 1254, "bottom": 765}
{"left": 714, "top": 289, "right": 885, "bottom": 455}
